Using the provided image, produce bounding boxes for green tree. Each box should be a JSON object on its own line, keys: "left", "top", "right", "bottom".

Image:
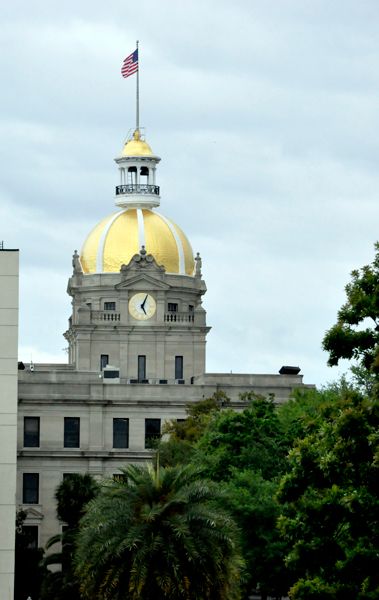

{"left": 194, "top": 393, "right": 299, "bottom": 598}
{"left": 159, "top": 392, "right": 296, "bottom": 598}
{"left": 54, "top": 472, "right": 99, "bottom": 528}
{"left": 195, "top": 393, "right": 289, "bottom": 482}
{"left": 40, "top": 473, "right": 99, "bottom": 600}
{"left": 14, "top": 509, "right": 48, "bottom": 600}
{"left": 322, "top": 242, "right": 379, "bottom": 375}
{"left": 349, "top": 363, "right": 377, "bottom": 397}
{"left": 75, "top": 464, "right": 244, "bottom": 600}
{"left": 221, "top": 471, "right": 293, "bottom": 600}
{"left": 155, "top": 392, "right": 230, "bottom": 469}
{"left": 276, "top": 391, "right": 379, "bottom": 599}
{"left": 277, "top": 378, "right": 355, "bottom": 444}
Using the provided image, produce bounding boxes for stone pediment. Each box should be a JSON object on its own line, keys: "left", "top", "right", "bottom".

{"left": 116, "top": 272, "right": 170, "bottom": 291}
{"left": 117, "top": 247, "right": 169, "bottom": 290}
{"left": 120, "top": 246, "right": 165, "bottom": 276}
{"left": 24, "top": 507, "right": 44, "bottom": 520}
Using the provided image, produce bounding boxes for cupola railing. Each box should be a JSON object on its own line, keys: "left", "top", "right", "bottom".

{"left": 115, "top": 184, "right": 160, "bottom": 196}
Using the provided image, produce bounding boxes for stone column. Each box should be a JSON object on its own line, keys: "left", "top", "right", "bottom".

{"left": 0, "top": 249, "right": 18, "bottom": 600}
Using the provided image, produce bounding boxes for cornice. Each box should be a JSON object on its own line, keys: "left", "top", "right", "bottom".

{"left": 18, "top": 449, "right": 154, "bottom": 459}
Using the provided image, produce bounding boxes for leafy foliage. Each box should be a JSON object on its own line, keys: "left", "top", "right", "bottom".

{"left": 276, "top": 391, "right": 379, "bottom": 599}
{"left": 40, "top": 473, "right": 99, "bottom": 600}
{"left": 75, "top": 464, "right": 244, "bottom": 600}
{"left": 220, "top": 471, "right": 293, "bottom": 599}
{"left": 277, "top": 379, "right": 353, "bottom": 444}
{"left": 195, "top": 393, "right": 289, "bottom": 481}
{"left": 41, "top": 529, "right": 81, "bottom": 600}
{"left": 55, "top": 472, "right": 99, "bottom": 528}
{"left": 14, "top": 509, "right": 48, "bottom": 600}
{"left": 322, "top": 242, "right": 379, "bottom": 376}
{"left": 349, "top": 362, "right": 377, "bottom": 397}
{"left": 155, "top": 392, "right": 229, "bottom": 469}
{"left": 157, "top": 392, "right": 297, "bottom": 598}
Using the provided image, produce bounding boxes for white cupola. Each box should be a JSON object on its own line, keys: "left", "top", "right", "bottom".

{"left": 114, "top": 128, "right": 161, "bottom": 209}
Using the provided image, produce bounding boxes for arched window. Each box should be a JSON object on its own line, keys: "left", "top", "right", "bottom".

{"left": 140, "top": 166, "right": 149, "bottom": 184}
{"left": 128, "top": 166, "right": 137, "bottom": 185}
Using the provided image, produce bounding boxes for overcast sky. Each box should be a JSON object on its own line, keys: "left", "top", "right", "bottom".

{"left": 1, "top": 0, "right": 379, "bottom": 386}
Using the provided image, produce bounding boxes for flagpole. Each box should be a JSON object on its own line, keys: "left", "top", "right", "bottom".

{"left": 136, "top": 40, "right": 139, "bottom": 132}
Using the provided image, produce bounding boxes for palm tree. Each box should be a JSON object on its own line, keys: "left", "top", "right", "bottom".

{"left": 40, "top": 473, "right": 99, "bottom": 600}
{"left": 55, "top": 473, "right": 99, "bottom": 528}
{"left": 75, "top": 464, "right": 244, "bottom": 600}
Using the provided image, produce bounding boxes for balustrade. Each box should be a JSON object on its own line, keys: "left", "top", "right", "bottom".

{"left": 91, "top": 311, "right": 121, "bottom": 322}
{"left": 164, "top": 313, "right": 195, "bottom": 323}
{"left": 87, "top": 311, "right": 196, "bottom": 324}
{"left": 115, "top": 184, "right": 160, "bottom": 196}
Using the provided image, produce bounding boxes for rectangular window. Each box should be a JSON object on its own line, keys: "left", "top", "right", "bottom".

{"left": 145, "top": 419, "right": 161, "bottom": 448}
{"left": 24, "top": 417, "right": 40, "bottom": 448}
{"left": 22, "top": 525, "right": 39, "bottom": 549}
{"left": 64, "top": 417, "right": 80, "bottom": 448}
{"left": 100, "top": 354, "right": 109, "bottom": 371}
{"left": 168, "top": 303, "right": 178, "bottom": 312}
{"left": 104, "top": 302, "right": 116, "bottom": 311}
{"left": 138, "top": 355, "right": 146, "bottom": 381}
{"left": 175, "top": 356, "right": 183, "bottom": 380}
{"left": 189, "top": 305, "right": 194, "bottom": 312}
{"left": 23, "top": 473, "right": 39, "bottom": 504}
{"left": 113, "top": 418, "right": 129, "bottom": 448}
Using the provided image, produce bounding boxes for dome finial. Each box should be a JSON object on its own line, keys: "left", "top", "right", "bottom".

{"left": 134, "top": 130, "right": 141, "bottom": 141}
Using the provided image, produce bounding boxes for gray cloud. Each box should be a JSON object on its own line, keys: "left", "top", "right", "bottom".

{"left": 1, "top": 0, "right": 379, "bottom": 385}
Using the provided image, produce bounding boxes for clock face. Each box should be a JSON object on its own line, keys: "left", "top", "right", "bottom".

{"left": 129, "top": 293, "right": 156, "bottom": 321}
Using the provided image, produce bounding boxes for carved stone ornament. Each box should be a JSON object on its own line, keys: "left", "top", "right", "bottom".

{"left": 195, "top": 252, "right": 202, "bottom": 278}
{"left": 72, "top": 250, "right": 83, "bottom": 275}
{"left": 120, "top": 246, "right": 166, "bottom": 277}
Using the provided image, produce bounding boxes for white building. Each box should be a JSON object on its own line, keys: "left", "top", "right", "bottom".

{"left": 0, "top": 248, "right": 19, "bottom": 600}
{"left": 16, "top": 128, "right": 313, "bottom": 548}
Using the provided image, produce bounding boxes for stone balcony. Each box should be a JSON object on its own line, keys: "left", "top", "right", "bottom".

{"left": 115, "top": 184, "right": 160, "bottom": 196}
{"left": 91, "top": 311, "right": 121, "bottom": 322}
{"left": 75, "top": 308, "right": 205, "bottom": 326}
{"left": 164, "top": 312, "right": 194, "bottom": 323}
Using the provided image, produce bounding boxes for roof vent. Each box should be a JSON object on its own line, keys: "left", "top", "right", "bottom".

{"left": 279, "top": 366, "right": 301, "bottom": 375}
{"left": 103, "top": 364, "right": 120, "bottom": 384}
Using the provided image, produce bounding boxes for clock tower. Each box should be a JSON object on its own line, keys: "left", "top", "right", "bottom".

{"left": 64, "top": 129, "right": 210, "bottom": 383}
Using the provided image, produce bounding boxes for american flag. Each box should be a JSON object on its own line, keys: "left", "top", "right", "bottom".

{"left": 121, "top": 49, "right": 138, "bottom": 78}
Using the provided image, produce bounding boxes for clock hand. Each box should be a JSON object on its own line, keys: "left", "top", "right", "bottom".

{"left": 140, "top": 295, "right": 148, "bottom": 315}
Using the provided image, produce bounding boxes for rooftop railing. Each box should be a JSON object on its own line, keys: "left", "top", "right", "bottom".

{"left": 115, "top": 184, "right": 160, "bottom": 196}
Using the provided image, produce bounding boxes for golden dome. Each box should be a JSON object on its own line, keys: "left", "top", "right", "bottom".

{"left": 119, "top": 130, "right": 155, "bottom": 157}
{"left": 80, "top": 209, "right": 194, "bottom": 275}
